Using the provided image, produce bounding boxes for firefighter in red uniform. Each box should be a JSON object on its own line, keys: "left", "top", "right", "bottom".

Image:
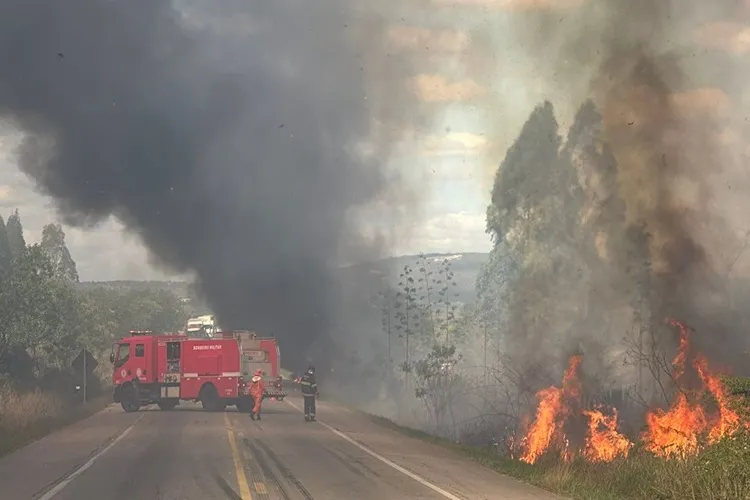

{"left": 248, "top": 369, "right": 265, "bottom": 420}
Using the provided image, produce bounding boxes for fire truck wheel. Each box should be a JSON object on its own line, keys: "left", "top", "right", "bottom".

{"left": 120, "top": 383, "right": 140, "bottom": 413}
{"left": 199, "top": 383, "right": 223, "bottom": 412}
{"left": 157, "top": 400, "right": 178, "bottom": 411}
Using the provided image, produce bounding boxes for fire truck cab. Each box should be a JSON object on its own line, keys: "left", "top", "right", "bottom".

{"left": 110, "top": 330, "right": 254, "bottom": 412}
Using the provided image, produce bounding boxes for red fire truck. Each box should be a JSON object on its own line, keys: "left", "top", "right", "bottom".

{"left": 218, "top": 330, "right": 286, "bottom": 401}
{"left": 110, "top": 330, "right": 283, "bottom": 412}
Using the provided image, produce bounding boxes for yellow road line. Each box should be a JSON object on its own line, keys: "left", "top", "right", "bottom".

{"left": 224, "top": 412, "right": 253, "bottom": 500}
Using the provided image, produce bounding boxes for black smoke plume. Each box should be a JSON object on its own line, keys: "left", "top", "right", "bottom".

{"left": 0, "top": 0, "right": 421, "bottom": 369}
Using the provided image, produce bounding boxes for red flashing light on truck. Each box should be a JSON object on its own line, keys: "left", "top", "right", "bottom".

{"left": 110, "top": 329, "right": 284, "bottom": 412}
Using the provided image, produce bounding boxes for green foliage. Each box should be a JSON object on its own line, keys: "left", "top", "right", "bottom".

{"left": 40, "top": 223, "right": 79, "bottom": 283}
{"left": 486, "top": 100, "right": 562, "bottom": 248}
{"left": 77, "top": 287, "right": 185, "bottom": 356}
{"left": 0, "top": 215, "right": 11, "bottom": 275}
{"left": 0, "top": 245, "right": 62, "bottom": 345}
{"left": 394, "top": 263, "right": 418, "bottom": 369}
{"left": 412, "top": 344, "right": 464, "bottom": 437}
{"left": 722, "top": 376, "right": 750, "bottom": 396}
{"left": 5, "top": 209, "right": 26, "bottom": 262}
{"left": 0, "top": 214, "right": 187, "bottom": 388}
{"left": 0, "top": 245, "right": 81, "bottom": 370}
{"left": 472, "top": 97, "right": 664, "bottom": 399}
{"left": 478, "top": 100, "right": 593, "bottom": 385}
{"left": 475, "top": 243, "right": 518, "bottom": 342}
{"left": 385, "top": 254, "right": 464, "bottom": 379}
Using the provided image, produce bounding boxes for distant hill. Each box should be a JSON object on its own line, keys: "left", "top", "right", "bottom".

{"left": 75, "top": 280, "right": 208, "bottom": 315}
{"left": 78, "top": 252, "right": 490, "bottom": 307}
{"left": 76, "top": 280, "right": 190, "bottom": 294}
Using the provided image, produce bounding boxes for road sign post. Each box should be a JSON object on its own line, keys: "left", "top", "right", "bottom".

{"left": 83, "top": 348, "right": 87, "bottom": 404}
{"left": 72, "top": 348, "right": 98, "bottom": 405}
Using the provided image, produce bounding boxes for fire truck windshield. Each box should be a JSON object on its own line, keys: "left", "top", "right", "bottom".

{"left": 114, "top": 343, "right": 130, "bottom": 367}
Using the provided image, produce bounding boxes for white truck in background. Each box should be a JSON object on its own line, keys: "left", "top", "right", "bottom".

{"left": 186, "top": 314, "right": 218, "bottom": 338}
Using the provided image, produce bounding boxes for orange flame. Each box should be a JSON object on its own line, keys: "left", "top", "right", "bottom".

{"left": 694, "top": 354, "right": 740, "bottom": 443}
{"left": 642, "top": 392, "right": 707, "bottom": 459}
{"left": 668, "top": 317, "right": 690, "bottom": 382}
{"left": 641, "top": 318, "right": 741, "bottom": 459}
{"left": 519, "top": 356, "right": 582, "bottom": 464}
{"left": 582, "top": 407, "right": 633, "bottom": 462}
{"left": 517, "top": 319, "right": 740, "bottom": 465}
{"left": 519, "top": 386, "right": 563, "bottom": 464}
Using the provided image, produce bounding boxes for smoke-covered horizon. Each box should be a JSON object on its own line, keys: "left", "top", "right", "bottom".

{"left": 449, "top": 0, "right": 750, "bottom": 382}
{"left": 307, "top": 0, "right": 750, "bottom": 434}
{"left": 0, "top": 0, "right": 437, "bottom": 369}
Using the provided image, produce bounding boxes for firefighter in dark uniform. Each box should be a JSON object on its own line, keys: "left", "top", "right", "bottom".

{"left": 300, "top": 365, "right": 318, "bottom": 421}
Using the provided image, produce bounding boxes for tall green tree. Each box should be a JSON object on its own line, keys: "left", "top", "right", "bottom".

{"left": 0, "top": 245, "right": 80, "bottom": 368}
{"left": 475, "top": 242, "right": 518, "bottom": 341}
{"left": 40, "top": 223, "right": 79, "bottom": 283}
{"left": 486, "top": 100, "right": 562, "bottom": 258}
{"left": 5, "top": 209, "right": 26, "bottom": 262}
{"left": 482, "top": 100, "right": 594, "bottom": 391}
{"left": 0, "top": 215, "right": 10, "bottom": 275}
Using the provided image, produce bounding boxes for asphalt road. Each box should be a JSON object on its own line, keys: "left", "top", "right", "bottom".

{"left": 0, "top": 395, "right": 564, "bottom": 500}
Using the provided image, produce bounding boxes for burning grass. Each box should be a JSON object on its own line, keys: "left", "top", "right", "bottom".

{"left": 0, "top": 384, "right": 109, "bottom": 457}
{"left": 511, "top": 318, "right": 750, "bottom": 498}
{"left": 516, "top": 319, "right": 742, "bottom": 466}
{"left": 370, "top": 410, "right": 750, "bottom": 500}
{"left": 368, "top": 317, "right": 750, "bottom": 499}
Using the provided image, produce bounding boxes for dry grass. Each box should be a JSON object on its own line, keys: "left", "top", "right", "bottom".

{"left": 0, "top": 386, "right": 65, "bottom": 429}
{"left": 0, "top": 384, "right": 109, "bottom": 457}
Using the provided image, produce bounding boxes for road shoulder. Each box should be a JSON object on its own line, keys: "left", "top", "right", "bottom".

{"left": 0, "top": 403, "right": 140, "bottom": 500}
{"left": 297, "top": 398, "right": 567, "bottom": 500}
{"left": 361, "top": 412, "right": 572, "bottom": 496}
